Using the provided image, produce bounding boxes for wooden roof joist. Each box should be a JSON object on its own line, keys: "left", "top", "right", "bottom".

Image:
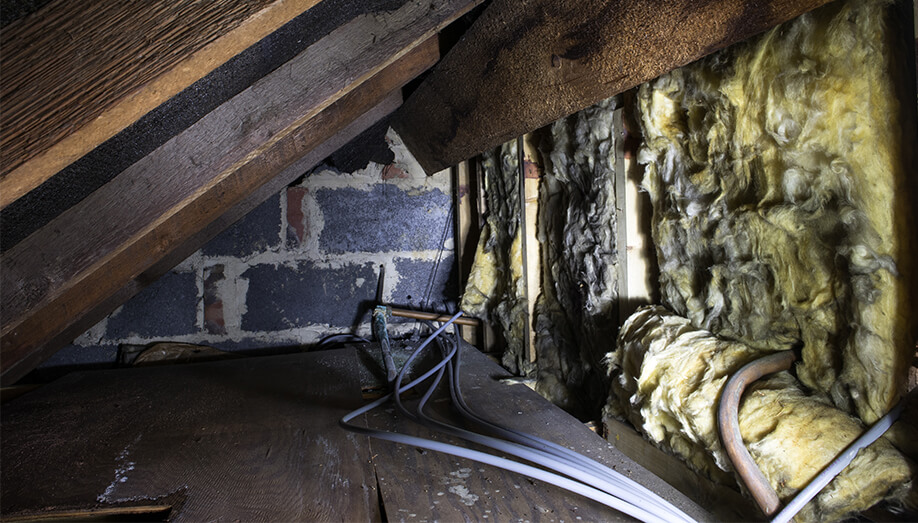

{"left": 392, "top": 0, "right": 835, "bottom": 174}
{"left": 0, "top": 0, "right": 485, "bottom": 385}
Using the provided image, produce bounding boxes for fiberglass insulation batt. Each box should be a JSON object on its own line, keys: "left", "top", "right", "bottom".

{"left": 632, "top": 0, "right": 916, "bottom": 423}
{"left": 532, "top": 97, "right": 620, "bottom": 415}
{"left": 462, "top": 98, "right": 621, "bottom": 415}
{"left": 606, "top": 0, "right": 917, "bottom": 519}
{"left": 461, "top": 140, "right": 530, "bottom": 374}
{"left": 609, "top": 306, "right": 913, "bottom": 521}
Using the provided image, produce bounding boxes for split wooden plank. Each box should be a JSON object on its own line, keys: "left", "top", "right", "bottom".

{"left": 1, "top": 349, "right": 379, "bottom": 522}
{"left": 367, "top": 342, "right": 711, "bottom": 521}
{"left": 392, "top": 0, "right": 834, "bottom": 174}
{"left": 1, "top": 0, "right": 485, "bottom": 385}
{"left": 3, "top": 505, "right": 173, "bottom": 522}
{"left": 0, "top": 0, "right": 323, "bottom": 209}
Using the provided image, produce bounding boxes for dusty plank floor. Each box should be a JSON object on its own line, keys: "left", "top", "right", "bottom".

{"left": 1, "top": 346, "right": 709, "bottom": 521}
{"left": 1, "top": 349, "right": 379, "bottom": 521}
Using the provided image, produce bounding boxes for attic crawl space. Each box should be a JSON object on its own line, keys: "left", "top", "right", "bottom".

{"left": 462, "top": 0, "right": 917, "bottom": 519}
{"left": 2, "top": 0, "right": 917, "bottom": 521}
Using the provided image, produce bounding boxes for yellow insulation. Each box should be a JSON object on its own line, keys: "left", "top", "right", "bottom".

{"left": 606, "top": 0, "right": 917, "bottom": 519}
{"left": 607, "top": 306, "right": 914, "bottom": 521}
{"left": 635, "top": 0, "right": 915, "bottom": 424}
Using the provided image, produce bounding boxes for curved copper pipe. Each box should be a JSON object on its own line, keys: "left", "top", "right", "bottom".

{"left": 717, "top": 350, "right": 797, "bottom": 517}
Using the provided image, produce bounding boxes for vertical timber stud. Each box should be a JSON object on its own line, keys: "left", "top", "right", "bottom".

{"left": 616, "top": 97, "right": 656, "bottom": 323}
{"left": 453, "top": 160, "right": 479, "bottom": 346}
{"left": 614, "top": 106, "right": 630, "bottom": 326}
{"left": 521, "top": 134, "right": 542, "bottom": 364}
{"left": 516, "top": 136, "right": 534, "bottom": 363}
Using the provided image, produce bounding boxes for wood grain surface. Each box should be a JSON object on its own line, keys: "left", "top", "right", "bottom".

{"left": 367, "top": 343, "right": 712, "bottom": 522}
{"left": 1, "top": 349, "right": 379, "bottom": 521}
{"left": 0, "top": 0, "right": 322, "bottom": 209}
{"left": 392, "top": 0, "right": 833, "bottom": 173}
{"left": 0, "top": 0, "right": 485, "bottom": 386}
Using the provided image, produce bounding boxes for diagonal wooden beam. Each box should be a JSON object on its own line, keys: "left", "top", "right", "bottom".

{"left": 23, "top": 91, "right": 405, "bottom": 390}
{"left": 0, "top": 0, "right": 483, "bottom": 385}
{"left": 392, "top": 0, "right": 833, "bottom": 174}
{"left": 0, "top": 0, "right": 324, "bottom": 210}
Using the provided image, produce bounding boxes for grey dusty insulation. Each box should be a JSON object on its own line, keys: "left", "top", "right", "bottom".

{"left": 532, "top": 97, "right": 620, "bottom": 416}
{"left": 461, "top": 139, "right": 531, "bottom": 375}
{"left": 461, "top": 98, "right": 622, "bottom": 415}
{"left": 634, "top": 0, "right": 915, "bottom": 425}
{"left": 606, "top": 306, "right": 914, "bottom": 521}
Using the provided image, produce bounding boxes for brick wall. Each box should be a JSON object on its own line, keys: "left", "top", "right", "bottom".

{"left": 39, "top": 131, "right": 457, "bottom": 375}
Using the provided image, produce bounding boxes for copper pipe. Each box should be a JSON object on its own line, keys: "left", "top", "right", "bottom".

{"left": 388, "top": 307, "right": 480, "bottom": 327}
{"left": 717, "top": 350, "right": 797, "bottom": 517}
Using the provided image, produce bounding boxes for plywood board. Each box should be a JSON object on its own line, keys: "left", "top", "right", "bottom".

{"left": 1, "top": 349, "right": 379, "bottom": 522}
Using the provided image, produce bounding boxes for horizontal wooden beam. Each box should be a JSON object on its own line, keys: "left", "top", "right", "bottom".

{"left": 392, "top": 0, "right": 833, "bottom": 174}
{"left": 0, "top": 0, "right": 484, "bottom": 385}
{"left": 0, "top": 0, "right": 322, "bottom": 210}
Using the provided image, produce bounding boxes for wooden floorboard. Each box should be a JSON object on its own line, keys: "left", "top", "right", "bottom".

{"left": 1, "top": 349, "right": 379, "bottom": 522}
{"left": 366, "top": 343, "right": 711, "bottom": 522}
{"left": 2, "top": 342, "right": 716, "bottom": 521}
{"left": 0, "top": 0, "right": 322, "bottom": 208}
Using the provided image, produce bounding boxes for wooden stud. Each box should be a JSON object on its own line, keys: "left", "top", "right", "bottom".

{"left": 452, "top": 161, "right": 481, "bottom": 346}
{"left": 521, "top": 134, "right": 542, "bottom": 363}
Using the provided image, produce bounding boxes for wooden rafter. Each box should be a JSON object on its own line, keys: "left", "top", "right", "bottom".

{"left": 0, "top": 0, "right": 485, "bottom": 385}
{"left": 0, "top": 0, "right": 323, "bottom": 209}
{"left": 392, "top": 0, "right": 834, "bottom": 174}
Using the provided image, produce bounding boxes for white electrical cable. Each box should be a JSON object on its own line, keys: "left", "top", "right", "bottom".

{"left": 770, "top": 400, "right": 906, "bottom": 523}
{"left": 416, "top": 328, "right": 695, "bottom": 522}
{"left": 439, "top": 329, "right": 693, "bottom": 521}
{"left": 339, "top": 311, "right": 700, "bottom": 523}
{"left": 403, "top": 348, "right": 680, "bottom": 523}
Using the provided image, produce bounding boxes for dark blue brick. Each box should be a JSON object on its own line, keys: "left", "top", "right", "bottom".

{"left": 202, "top": 194, "right": 281, "bottom": 257}
{"left": 390, "top": 256, "right": 458, "bottom": 313}
{"left": 38, "top": 344, "right": 118, "bottom": 369}
{"left": 106, "top": 271, "right": 199, "bottom": 339}
{"left": 241, "top": 261, "right": 377, "bottom": 331}
{"left": 32, "top": 344, "right": 119, "bottom": 381}
{"left": 316, "top": 185, "right": 451, "bottom": 254}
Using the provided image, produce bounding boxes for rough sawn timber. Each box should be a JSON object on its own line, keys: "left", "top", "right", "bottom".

{"left": 0, "top": 0, "right": 485, "bottom": 386}
{"left": 392, "top": 0, "right": 834, "bottom": 173}
{"left": 0, "top": 0, "right": 323, "bottom": 209}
